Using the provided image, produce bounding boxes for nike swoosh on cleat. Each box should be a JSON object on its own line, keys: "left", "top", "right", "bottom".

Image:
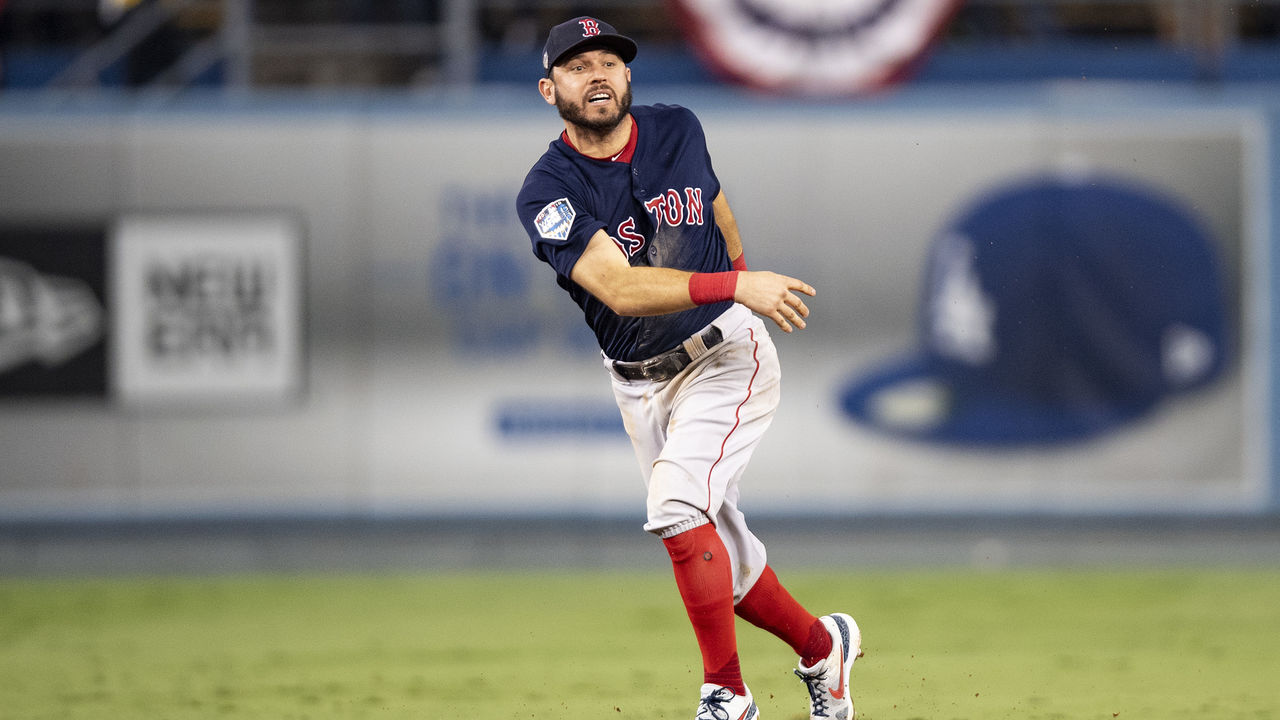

{"left": 739, "top": 703, "right": 757, "bottom": 720}
{"left": 829, "top": 646, "right": 847, "bottom": 700}
{"left": 829, "top": 617, "right": 850, "bottom": 700}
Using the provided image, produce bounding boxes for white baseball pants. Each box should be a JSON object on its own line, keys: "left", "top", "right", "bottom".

{"left": 606, "top": 303, "right": 780, "bottom": 602}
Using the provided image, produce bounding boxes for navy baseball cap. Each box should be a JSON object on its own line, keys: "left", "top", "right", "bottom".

{"left": 840, "top": 174, "right": 1229, "bottom": 446}
{"left": 543, "top": 17, "right": 638, "bottom": 71}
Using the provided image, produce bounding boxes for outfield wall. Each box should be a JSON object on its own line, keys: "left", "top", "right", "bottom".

{"left": 0, "top": 84, "right": 1276, "bottom": 520}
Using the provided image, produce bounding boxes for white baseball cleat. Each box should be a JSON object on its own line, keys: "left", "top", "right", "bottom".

{"left": 695, "top": 683, "right": 759, "bottom": 720}
{"left": 794, "top": 613, "right": 862, "bottom": 720}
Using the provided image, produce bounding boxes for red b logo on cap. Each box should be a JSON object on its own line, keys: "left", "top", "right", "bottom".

{"left": 579, "top": 18, "right": 601, "bottom": 36}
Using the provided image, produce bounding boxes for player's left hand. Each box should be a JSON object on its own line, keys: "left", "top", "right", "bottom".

{"left": 734, "top": 271, "right": 815, "bottom": 333}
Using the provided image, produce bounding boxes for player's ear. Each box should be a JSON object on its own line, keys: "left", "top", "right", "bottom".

{"left": 538, "top": 77, "right": 556, "bottom": 106}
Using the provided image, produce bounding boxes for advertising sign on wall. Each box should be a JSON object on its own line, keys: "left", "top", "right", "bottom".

{"left": 109, "top": 214, "right": 304, "bottom": 407}
{"left": 0, "top": 100, "right": 1271, "bottom": 520}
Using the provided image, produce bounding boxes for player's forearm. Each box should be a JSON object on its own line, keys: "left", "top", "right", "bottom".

{"left": 572, "top": 228, "right": 751, "bottom": 317}
{"left": 591, "top": 266, "right": 702, "bottom": 317}
{"left": 573, "top": 230, "right": 708, "bottom": 316}
{"left": 604, "top": 267, "right": 814, "bottom": 335}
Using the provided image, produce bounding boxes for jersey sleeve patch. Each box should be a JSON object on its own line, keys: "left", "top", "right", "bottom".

{"left": 535, "top": 198, "right": 576, "bottom": 241}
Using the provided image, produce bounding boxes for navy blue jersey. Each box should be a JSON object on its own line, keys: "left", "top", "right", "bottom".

{"left": 516, "top": 104, "right": 733, "bottom": 362}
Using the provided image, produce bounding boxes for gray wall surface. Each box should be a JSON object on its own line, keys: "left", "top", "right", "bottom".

{"left": 0, "top": 87, "right": 1274, "bottom": 520}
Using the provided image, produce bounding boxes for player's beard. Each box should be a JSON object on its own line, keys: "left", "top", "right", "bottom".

{"left": 556, "top": 83, "right": 633, "bottom": 134}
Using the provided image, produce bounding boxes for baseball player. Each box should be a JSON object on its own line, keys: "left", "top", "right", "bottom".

{"left": 515, "top": 17, "right": 861, "bottom": 720}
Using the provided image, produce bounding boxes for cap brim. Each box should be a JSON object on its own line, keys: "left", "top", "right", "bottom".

{"left": 550, "top": 36, "right": 638, "bottom": 68}
{"left": 839, "top": 353, "right": 1151, "bottom": 446}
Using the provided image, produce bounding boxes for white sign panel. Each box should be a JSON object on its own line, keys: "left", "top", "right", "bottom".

{"left": 110, "top": 214, "right": 304, "bottom": 406}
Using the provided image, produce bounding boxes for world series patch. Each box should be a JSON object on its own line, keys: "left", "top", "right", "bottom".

{"left": 535, "top": 198, "right": 575, "bottom": 241}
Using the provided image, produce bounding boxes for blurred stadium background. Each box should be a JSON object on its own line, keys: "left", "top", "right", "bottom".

{"left": 2, "top": 0, "right": 1280, "bottom": 574}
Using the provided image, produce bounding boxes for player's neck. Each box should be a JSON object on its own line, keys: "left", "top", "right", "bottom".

{"left": 563, "top": 114, "right": 634, "bottom": 160}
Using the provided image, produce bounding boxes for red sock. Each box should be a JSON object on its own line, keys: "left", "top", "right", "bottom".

{"left": 735, "top": 565, "right": 832, "bottom": 666}
{"left": 663, "top": 523, "right": 745, "bottom": 694}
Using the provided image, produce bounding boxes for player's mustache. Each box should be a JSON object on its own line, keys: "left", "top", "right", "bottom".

{"left": 584, "top": 82, "right": 616, "bottom": 100}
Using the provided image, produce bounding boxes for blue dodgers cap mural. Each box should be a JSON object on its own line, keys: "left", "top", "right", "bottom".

{"left": 841, "top": 173, "right": 1230, "bottom": 446}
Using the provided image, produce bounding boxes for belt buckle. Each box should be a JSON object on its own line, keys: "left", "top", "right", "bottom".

{"left": 649, "top": 352, "right": 688, "bottom": 381}
{"left": 619, "top": 348, "right": 685, "bottom": 383}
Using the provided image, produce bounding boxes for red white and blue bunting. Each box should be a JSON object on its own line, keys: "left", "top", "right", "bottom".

{"left": 669, "top": 0, "right": 964, "bottom": 95}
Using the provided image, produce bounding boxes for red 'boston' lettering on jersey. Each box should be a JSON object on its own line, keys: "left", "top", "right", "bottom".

{"left": 684, "top": 187, "right": 705, "bottom": 225}
{"left": 662, "top": 189, "right": 684, "bottom": 226}
{"left": 644, "top": 187, "right": 705, "bottom": 230}
{"left": 614, "top": 216, "right": 646, "bottom": 257}
{"left": 643, "top": 195, "right": 666, "bottom": 227}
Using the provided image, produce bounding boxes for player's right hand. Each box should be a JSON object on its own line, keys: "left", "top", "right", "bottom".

{"left": 734, "top": 271, "right": 816, "bottom": 333}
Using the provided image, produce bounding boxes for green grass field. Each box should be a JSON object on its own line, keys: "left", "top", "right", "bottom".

{"left": 2, "top": 568, "right": 1278, "bottom": 719}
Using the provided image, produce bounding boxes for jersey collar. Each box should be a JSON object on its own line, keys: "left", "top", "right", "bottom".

{"left": 561, "top": 115, "right": 638, "bottom": 163}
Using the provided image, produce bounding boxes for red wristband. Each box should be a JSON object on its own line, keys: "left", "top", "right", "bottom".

{"left": 731, "top": 253, "right": 748, "bottom": 271}
{"left": 689, "top": 271, "right": 739, "bottom": 306}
